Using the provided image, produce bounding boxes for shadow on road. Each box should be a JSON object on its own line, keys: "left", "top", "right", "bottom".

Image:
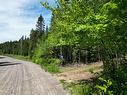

{"left": 0, "top": 62, "right": 10, "bottom": 64}
{"left": 0, "top": 62, "right": 21, "bottom": 66}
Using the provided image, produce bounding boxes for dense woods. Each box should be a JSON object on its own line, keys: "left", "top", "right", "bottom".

{"left": 0, "top": 15, "right": 45, "bottom": 57}
{"left": 0, "top": 0, "right": 127, "bottom": 94}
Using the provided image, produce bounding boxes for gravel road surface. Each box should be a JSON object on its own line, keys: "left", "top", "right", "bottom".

{"left": 0, "top": 56, "right": 69, "bottom": 95}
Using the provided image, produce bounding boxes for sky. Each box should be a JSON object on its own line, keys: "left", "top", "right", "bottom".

{"left": 0, "top": 0, "right": 55, "bottom": 43}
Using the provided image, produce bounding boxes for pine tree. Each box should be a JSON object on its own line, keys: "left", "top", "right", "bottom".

{"left": 36, "top": 15, "right": 45, "bottom": 31}
{"left": 46, "top": 26, "right": 49, "bottom": 32}
{"left": 29, "top": 15, "right": 45, "bottom": 57}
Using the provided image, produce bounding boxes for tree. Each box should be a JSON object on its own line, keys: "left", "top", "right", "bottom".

{"left": 36, "top": 14, "right": 45, "bottom": 31}
{"left": 40, "top": 0, "right": 127, "bottom": 93}
{"left": 29, "top": 15, "right": 45, "bottom": 57}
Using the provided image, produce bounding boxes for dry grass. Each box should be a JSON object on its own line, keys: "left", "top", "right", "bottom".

{"left": 55, "top": 61, "right": 103, "bottom": 82}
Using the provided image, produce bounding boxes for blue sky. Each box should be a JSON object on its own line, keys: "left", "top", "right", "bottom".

{"left": 0, "top": 0, "right": 55, "bottom": 43}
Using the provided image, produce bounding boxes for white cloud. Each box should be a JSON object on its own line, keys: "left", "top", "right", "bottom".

{"left": 0, "top": 0, "right": 53, "bottom": 43}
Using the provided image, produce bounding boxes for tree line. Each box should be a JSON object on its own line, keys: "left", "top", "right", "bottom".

{"left": 0, "top": 15, "right": 46, "bottom": 57}
{"left": 0, "top": 15, "right": 101, "bottom": 64}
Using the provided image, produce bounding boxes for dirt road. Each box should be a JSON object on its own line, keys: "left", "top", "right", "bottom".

{"left": 0, "top": 56, "right": 69, "bottom": 95}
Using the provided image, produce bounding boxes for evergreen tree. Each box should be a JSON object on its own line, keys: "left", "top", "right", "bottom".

{"left": 45, "top": 26, "right": 49, "bottom": 32}
{"left": 36, "top": 14, "right": 45, "bottom": 31}
{"left": 29, "top": 15, "right": 45, "bottom": 57}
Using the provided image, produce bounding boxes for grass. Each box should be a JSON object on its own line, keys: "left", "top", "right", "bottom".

{"left": 41, "top": 63, "right": 61, "bottom": 74}
{"left": 37, "top": 58, "right": 62, "bottom": 74}
{"left": 83, "top": 66, "right": 102, "bottom": 73}
{"left": 4, "top": 54, "right": 61, "bottom": 74}
{"left": 60, "top": 80, "right": 92, "bottom": 95}
{"left": 60, "top": 62, "right": 103, "bottom": 73}
{"left": 4, "top": 54, "right": 31, "bottom": 61}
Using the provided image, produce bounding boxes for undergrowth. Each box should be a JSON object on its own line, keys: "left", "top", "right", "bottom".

{"left": 60, "top": 80, "right": 92, "bottom": 95}
{"left": 4, "top": 54, "right": 31, "bottom": 61}
{"left": 34, "top": 58, "right": 61, "bottom": 74}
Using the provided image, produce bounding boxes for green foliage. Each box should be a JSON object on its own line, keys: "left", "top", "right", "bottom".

{"left": 1, "top": 0, "right": 127, "bottom": 94}
{"left": 5, "top": 54, "right": 30, "bottom": 61}
{"left": 28, "top": 15, "right": 45, "bottom": 58}
{"left": 89, "top": 68, "right": 94, "bottom": 73}
{"left": 40, "top": 58, "right": 61, "bottom": 73}
{"left": 0, "top": 15, "right": 45, "bottom": 58}
{"left": 0, "top": 36, "right": 29, "bottom": 56}
{"left": 95, "top": 77, "right": 113, "bottom": 95}
{"left": 61, "top": 80, "right": 92, "bottom": 95}
{"left": 0, "top": 49, "right": 2, "bottom": 55}
{"left": 41, "top": 0, "right": 127, "bottom": 94}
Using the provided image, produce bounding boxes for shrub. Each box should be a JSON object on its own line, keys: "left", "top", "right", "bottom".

{"left": 40, "top": 58, "right": 61, "bottom": 73}
{"left": 95, "top": 77, "right": 113, "bottom": 95}
{"left": 61, "top": 80, "right": 92, "bottom": 95}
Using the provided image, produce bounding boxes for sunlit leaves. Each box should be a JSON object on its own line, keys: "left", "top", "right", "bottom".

{"left": 101, "top": 1, "right": 118, "bottom": 12}
{"left": 41, "top": 0, "right": 127, "bottom": 57}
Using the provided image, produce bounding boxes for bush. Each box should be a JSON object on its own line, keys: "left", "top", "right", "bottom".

{"left": 61, "top": 80, "right": 92, "bottom": 95}
{"left": 95, "top": 77, "right": 113, "bottom": 95}
{"left": 40, "top": 58, "right": 61, "bottom": 73}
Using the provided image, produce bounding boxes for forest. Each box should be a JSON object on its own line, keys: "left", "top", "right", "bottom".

{"left": 0, "top": 0, "right": 127, "bottom": 94}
